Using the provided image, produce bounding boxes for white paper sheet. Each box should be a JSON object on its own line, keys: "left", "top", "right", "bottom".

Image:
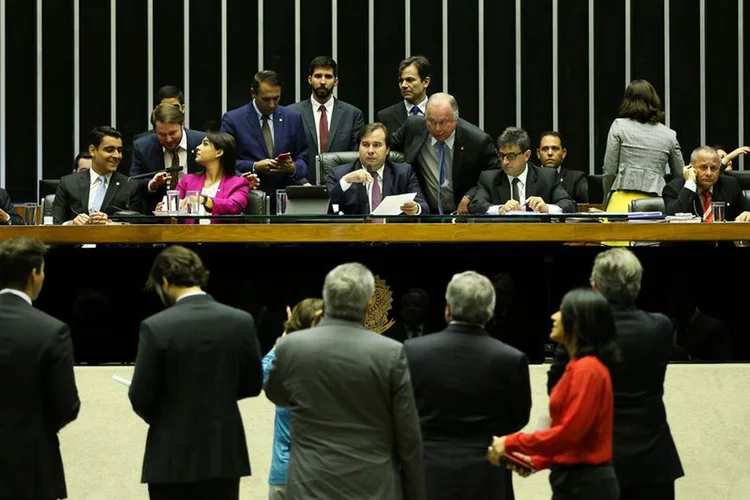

{"left": 370, "top": 193, "right": 417, "bottom": 216}
{"left": 112, "top": 375, "right": 132, "bottom": 387}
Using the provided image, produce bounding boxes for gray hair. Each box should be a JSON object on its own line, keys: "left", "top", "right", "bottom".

{"left": 426, "top": 92, "right": 460, "bottom": 121}
{"left": 690, "top": 145, "right": 719, "bottom": 165}
{"left": 590, "top": 248, "right": 643, "bottom": 305}
{"left": 323, "top": 263, "right": 375, "bottom": 322}
{"left": 497, "top": 126, "right": 531, "bottom": 152}
{"left": 445, "top": 271, "right": 496, "bottom": 326}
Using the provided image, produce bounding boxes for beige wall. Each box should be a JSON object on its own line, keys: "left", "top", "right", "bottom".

{"left": 60, "top": 364, "right": 750, "bottom": 499}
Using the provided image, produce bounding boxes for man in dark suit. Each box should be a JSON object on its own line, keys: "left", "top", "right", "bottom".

{"left": 376, "top": 55, "right": 432, "bottom": 135}
{"left": 405, "top": 271, "right": 531, "bottom": 500}
{"left": 288, "top": 56, "right": 365, "bottom": 184}
{"left": 326, "top": 123, "right": 429, "bottom": 215}
{"left": 663, "top": 145, "right": 750, "bottom": 221}
{"left": 385, "top": 288, "right": 440, "bottom": 343}
{"left": 52, "top": 126, "right": 141, "bottom": 225}
{"left": 129, "top": 245, "right": 263, "bottom": 500}
{"left": 0, "top": 188, "right": 23, "bottom": 225}
{"left": 548, "top": 248, "right": 684, "bottom": 500}
{"left": 469, "top": 127, "right": 576, "bottom": 214}
{"left": 391, "top": 93, "right": 497, "bottom": 214}
{"left": 265, "top": 263, "right": 425, "bottom": 500}
{"left": 536, "top": 131, "right": 588, "bottom": 203}
{"left": 132, "top": 85, "right": 186, "bottom": 144}
{"left": 220, "top": 70, "right": 309, "bottom": 212}
{"left": 0, "top": 237, "right": 80, "bottom": 500}
{"left": 129, "top": 103, "right": 205, "bottom": 212}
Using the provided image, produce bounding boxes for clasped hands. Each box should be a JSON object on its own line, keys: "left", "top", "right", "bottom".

{"left": 499, "top": 196, "right": 548, "bottom": 214}
{"left": 72, "top": 211, "right": 109, "bottom": 226}
{"left": 486, "top": 436, "right": 535, "bottom": 478}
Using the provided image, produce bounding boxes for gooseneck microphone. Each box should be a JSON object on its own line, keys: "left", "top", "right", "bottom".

{"left": 128, "top": 165, "right": 183, "bottom": 180}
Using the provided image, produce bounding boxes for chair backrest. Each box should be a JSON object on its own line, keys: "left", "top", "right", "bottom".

{"left": 587, "top": 174, "right": 605, "bottom": 204}
{"left": 245, "top": 189, "right": 268, "bottom": 215}
{"left": 727, "top": 170, "right": 750, "bottom": 190}
{"left": 39, "top": 179, "right": 60, "bottom": 199}
{"left": 315, "top": 151, "right": 407, "bottom": 185}
{"left": 628, "top": 197, "right": 665, "bottom": 213}
{"left": 41, "top": 194, "right": 55, "bottom": 218}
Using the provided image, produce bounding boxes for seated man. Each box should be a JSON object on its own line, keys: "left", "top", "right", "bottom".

{"left": 52, "top": 126, "right": 141, "bottom": 225}
{"left": 536, "top": 131, "right": 588, "bottom": 203}
{"left": 663, "top": 145, "right": 750, "bottom": 221}
{"left": 326, "top": 123, "right": 428, "bottom": 215}
{"left": 469, "top": 127, "right": 576, "bottom": 214}
{"left": 73, "top": 152, "right": 92, "bottom": 172}
{"left": 0, "top": 188, "right": 23, "bottom": 225}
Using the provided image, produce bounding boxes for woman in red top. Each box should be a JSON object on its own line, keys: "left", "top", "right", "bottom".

{"left": 488, "top": 289, "right": 620, "bottom": 500}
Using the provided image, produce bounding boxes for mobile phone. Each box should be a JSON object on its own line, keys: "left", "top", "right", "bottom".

{"left": 276, "top": 152, "right": 292, "bottom": 161}
{"left": 501, "top": 453, "right": 536, "bottom": 472}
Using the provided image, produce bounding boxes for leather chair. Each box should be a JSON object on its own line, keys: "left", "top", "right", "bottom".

{"left": 245, "top": 189, "right": 268, "bottom": 215}
{"left": 587, "top": 174, "right": 605, "bottom": 204}
{"left": 628, "top": 197, "right": 665, "bottom": 213}
{"left": 40, "top": 194, "right": 55, "bottom": 220}
{"left": 726, "top": 171, "right": 750, "bottom": 205}
{"left": 315, "top": 151, "right": 407, "bottom": 186}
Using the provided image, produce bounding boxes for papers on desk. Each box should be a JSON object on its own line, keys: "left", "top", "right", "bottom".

{"left": 370, "top": 193, "right": 416, "bottom": 216}
{"left": 112, "top": 375, "right": 132, "bottom": 388}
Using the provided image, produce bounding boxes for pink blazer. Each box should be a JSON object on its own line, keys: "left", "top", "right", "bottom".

{"left": 176, "top": 173, "right": 250, "bottom": 215}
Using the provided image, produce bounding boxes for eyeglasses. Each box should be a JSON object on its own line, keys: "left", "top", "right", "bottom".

{"left": 497, "top": 150, "right": 525, "bottom": 162}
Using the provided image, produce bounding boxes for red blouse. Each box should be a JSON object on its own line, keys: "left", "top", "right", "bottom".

{"left": 505, "top": 355, "right": 613, "bottom": 470}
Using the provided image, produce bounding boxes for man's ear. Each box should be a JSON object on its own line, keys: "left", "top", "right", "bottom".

{"left": 561, "top": 148, "right": 567, "bottom": 161}
{"left": 536, "top": 149, "right": 542, "bottom": 160}
{"left": 444, "top": 304, "right": 452, "bottom": 324}
{"left": 88, "top": 144, "right": 97, "bottom": 156}
{"left": 524, "top": 149, "right": 532, "bottom": 161}
{"left": 423, "top": 76, "right": 431, "bottom": 89}
{"left": 590, "top": 280, "right": 598, "bottom": 292}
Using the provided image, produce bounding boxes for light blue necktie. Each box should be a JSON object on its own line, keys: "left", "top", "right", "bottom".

{"left": 91, "top": 175, "right": 107, "bottom": 212}
{"left": 437, "top": 141, "right": 446, "bottom": 215}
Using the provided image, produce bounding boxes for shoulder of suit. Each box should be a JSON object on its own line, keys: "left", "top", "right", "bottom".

{"left": 278, "top": 105, "right": 303, "bottom": 120}
{"left": 718, "top": 174, "right": 741, "bottom": 190}
{"left": 332, "top": 161, "right": 358, "bottom": 175}
{"left": 457, "top": 118, "right": 490, "bottom": 139}
{"left": 60, "top": 170, "right": 88, "bottom": 184}
{"left": 185, "top": 129, "right": 206, "bottom": 142}
{"left": 12, "top": 303, "right": 67, "bottom": 332}
{"left": 332, "top": 99, "right": 361, "bottom": 114}
{"left": 480, "top": 169, "right": 501, "bottom": 182}
{"left": 378, "top": 101, "right": 405, "bottom": 116}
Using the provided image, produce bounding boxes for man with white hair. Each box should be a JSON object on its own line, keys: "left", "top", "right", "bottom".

{"left": 265, "top": 262, "right": 425, "bottom": 500}
{"left": 404, "top": 271, "right": 531, "bottom": 500}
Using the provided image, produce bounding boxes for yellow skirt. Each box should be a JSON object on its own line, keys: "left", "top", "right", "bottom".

{"left": 603, "top": 190, "right": 658, "bottom": 246}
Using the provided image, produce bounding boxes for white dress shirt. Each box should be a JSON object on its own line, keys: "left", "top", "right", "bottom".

{"left": 404, "top": 96, "right": 428, "bottom": 116}
{"left": 487, "top": 164, "right": 562, "bottom": 214}
{"left": 88, "top": 171, "right": 114, "bottom": 212}
{"left": 312, "top": 96, "right": 335, "bottom": 153}
{"left": 0, "top": 288, "right": 32, "bottom": 305}
{"left": 175, "top": 290, "right": 207, "bottom": 303}
{"left": 339, "top": 164, "right": 422, "bottom": 215}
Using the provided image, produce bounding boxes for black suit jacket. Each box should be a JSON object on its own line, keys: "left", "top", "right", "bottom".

{"left": 0, "top": 188, "right": 23, "bottom": 225}
{"left": 51, "top": 169, "right": 142, "bottom": 224}
{"left": 663, "top": 175, "right": 750, "bottom": 220}
{"left": 557, "top": 167, "right": 589, "bottom": 203}
{"left": 288, "top": 98, "right": 365, "bottom": 184}
{"left": 391, "top": 116, "right": 498, "bottom": 212}
{"left": 128, "top": 294, "right": 263, "bottom": 484}
{"left": 468, "top": 163, "right": 577, "bottom": 214}
{"left": 548, "top": 304, "right": 684, "bottom": 485}
{"left": 376, "top": 101, "right": 410, "bottom": 137}
{"left": 0, "top": 292, "right": 80, "bottom": 499}
{"left": 326, "top": 159, "right": 430, "bottom": 215}
{"left": 404, "top": 323, "right": 531, "bottom": 500}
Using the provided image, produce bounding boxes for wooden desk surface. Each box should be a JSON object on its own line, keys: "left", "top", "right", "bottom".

{"left": 2, "top": 222, "right": 750, "bottom": 243}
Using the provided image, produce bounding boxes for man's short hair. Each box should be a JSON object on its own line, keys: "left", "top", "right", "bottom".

{"left": 398, "top": 55, "right": 432, "bottom": 81}
{"left": 252, "top": 70, "right": 283, "bottom": 93}
{"left": 152, "top": 102, "right": 185, "bottom": 126}
{"left": 445, "top": 271, "right": 496, "bottom": 326}
{"left": 322, "top": 263, "right": 375, "bottom": 322}
{"left": 0, "top": 237, "right": 47, "bottom": 289}
{"left": 156, "top": 85, "right": 184, "bottom": 105}
{"left": 73, "top": 151, "right": 92, "bottom": 171}
{"left": 539, "top": 130, "right": 564, "bottom": 148}
{"left": 690, "top": 145, "right": 719, "bottom": 165}
{"left": 426, "top": 93, "right": 459, "bottom": 121}
{"left": 358, "top": 123, "right": 391, "bottom": 148}
{"left": 590, "top": 248, "right": 643, "bottom": 305}
{"left": 88, "top": 126, "right": 122, "bottom": 149}
{"left": 308, "top": 56, "right": 338, "bottom": 77}
{"left": 146, "top": 245, "right": 210, "bottom": 290}
{"left": 497, "top": 126, "right": 531, "bottom": 152}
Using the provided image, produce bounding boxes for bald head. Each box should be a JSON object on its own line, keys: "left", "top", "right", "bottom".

{"left": 425, "top": 93, "right": 459, "bottom": 141}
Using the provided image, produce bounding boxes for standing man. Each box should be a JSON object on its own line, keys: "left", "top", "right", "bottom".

{"left": 265, "top": 263, "right": 425, "bottom": 500}
{"left": 133, "top": 85, "right": 186, "bottom": 143}
{"left": 129, "top": 245, "right": 263, "bottom": 500}
{"left": 220, "top": 70, "right": 308, "bottom": 211}
{"left": 391, "top": 93, "right": 497, "bottom": 214}
{"left": 289, "top": 56, "right": 365, "bottom": 184}
{"left": 0, "top": 188, "right": 23, "bottom": 225}
{"left": 405, "top": 271, "right": 531, "bottom": 500}
{"left": 0, "top": 237, "right": 80, "bottom": 500}
{"left": 536, "top": 131, "right": 588, "bottom": 203}
{"left": 377, "top": 56, "right": 432, "bottom": 134}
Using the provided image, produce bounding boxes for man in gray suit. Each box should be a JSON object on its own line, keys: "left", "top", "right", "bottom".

{"left": 289, "top": 56, "right": 365, "bottom": 184}
{"left": 265, "top": 263, "right": 425, "bottom": 500}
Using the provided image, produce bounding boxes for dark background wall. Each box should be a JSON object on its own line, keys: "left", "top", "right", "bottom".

{"left": 1, "top": 0, "right": 748, "bottom": 202}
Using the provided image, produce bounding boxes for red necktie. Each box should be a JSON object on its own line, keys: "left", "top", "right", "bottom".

{"left": 319, "top": 105, "right": 328, "bottom": 153}
{"left": 702, "top": 191, "right": 713, "bottom": 222}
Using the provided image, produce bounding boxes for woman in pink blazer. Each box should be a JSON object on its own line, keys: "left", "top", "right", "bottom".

{"left": 176, "top": 131, "right": 258, "bottom": 215}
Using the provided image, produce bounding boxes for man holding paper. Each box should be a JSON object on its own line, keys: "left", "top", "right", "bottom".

{"left": 326, "top": 123, "right": 429, "bottom": 215}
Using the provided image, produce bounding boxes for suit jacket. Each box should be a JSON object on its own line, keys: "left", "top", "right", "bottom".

{"left": 51, "top": 169, "right": 142, "bottom": 224}
{"left": 288, "top": 97, "right": 365, "bottom": 184}
{"left": 128, "top": 294, "right": 263, "bottom": 484}
{"left": 468, "top": 163, "right": 577, "bottom": 214}
{"left": 557, "top": 167, "right": 589, "bottom": 203}
{"left": 265, "top": 317, "right": 425, "bottom": 500}
{"left": 326, "top": 159, "right": 430, "bottom": 215}
{"left": 547, "top": 304, "right": 684, "bottom": 485}
{"left": 220, "top": 103, "right": 309, "bottom": 204}
{"left": 129, "top": 129, "right": 206, "bottom": 212}
{"left": 663, "top": 175, "right": 750, "bottom": 220}
{"left": 176, "top": 173, "right": 250, "bottom": 215}
{"left": 390, "top": 116, "right": 498, "bottom": 212}
{"left": 0, "top": 187, "right": 23, "bottom": 225}
{"left": 376, "top": 101, "right": 410, "bottom": 138}
{"left": 0, "top": 292, "right": 80, "bottom": 499}
{"left": 404, "top": 323, "right": 531, "bottom": 500}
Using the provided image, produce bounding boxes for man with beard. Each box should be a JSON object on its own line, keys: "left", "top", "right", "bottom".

{"left": 129, "top": 245, "right": 263, "bottom": 500}
{"left": 377, "top": 56, "right": 432, "bottom": 135}
{"left": 536, "top": 131, "right": 588, "bottom": 203}
{"left": 289, "top": 56, "right": 365, "bottom": 184}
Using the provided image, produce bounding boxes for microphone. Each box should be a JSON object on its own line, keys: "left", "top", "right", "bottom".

{"left": 128, "top": 165, "right": 183, "bottom": 180}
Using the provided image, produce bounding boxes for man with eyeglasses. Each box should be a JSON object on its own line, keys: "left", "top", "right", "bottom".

{"left": 468, "top": 126, "right": 576, "bottom": 215}
{"left": 390, "top": 93, "right": 497, "bottom": 215}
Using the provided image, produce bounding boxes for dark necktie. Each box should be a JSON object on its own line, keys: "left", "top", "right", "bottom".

{"left": 702, "top": 191, "right": 713, "bottom": 222}
{"left": 318, "top": 105, "right": 328, "bottom": 153}
{"left": 437, "top": 141, "right": 446, "bottom": 215}
{"left": 411, "top": 105, "right": 420, "bottom": 116}
{"left": 262, "top": 114, "right": 274, "bottom": 158}
{"left": 168, "top": 148, "right": 179, "bottom": 190}
{"left": 370, "top": 170, "right": 382, "bottom": 211}
{"left": 511, "top": 177, "right": 520, "bottom": 203}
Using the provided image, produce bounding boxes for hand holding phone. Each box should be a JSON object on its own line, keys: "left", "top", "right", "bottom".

{"left": 275, "top": 152, "right": 292, "bottom": 161}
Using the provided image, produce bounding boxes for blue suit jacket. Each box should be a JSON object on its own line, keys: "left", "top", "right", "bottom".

{"left": 220, "top": 103, "right": 309, "bottom": 198}
{"left": 326, "top": 159, "right": 430, "bottom": 215}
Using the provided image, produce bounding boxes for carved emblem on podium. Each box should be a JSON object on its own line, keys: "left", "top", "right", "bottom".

{"left": 365, "top": 275, "right": 395, "bottom": 334}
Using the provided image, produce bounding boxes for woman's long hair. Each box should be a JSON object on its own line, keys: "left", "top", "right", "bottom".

{"left": 618, "top": 79, "right": 665, "bottom": 124}
{"left": 560, "top": 288, "right": 620, "bottom": 368}
{"left": 284, "top": 298, "right": 324, "bottom": 334}
{"left": 204, "top": 130, "right": 237, "bottom": 178}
